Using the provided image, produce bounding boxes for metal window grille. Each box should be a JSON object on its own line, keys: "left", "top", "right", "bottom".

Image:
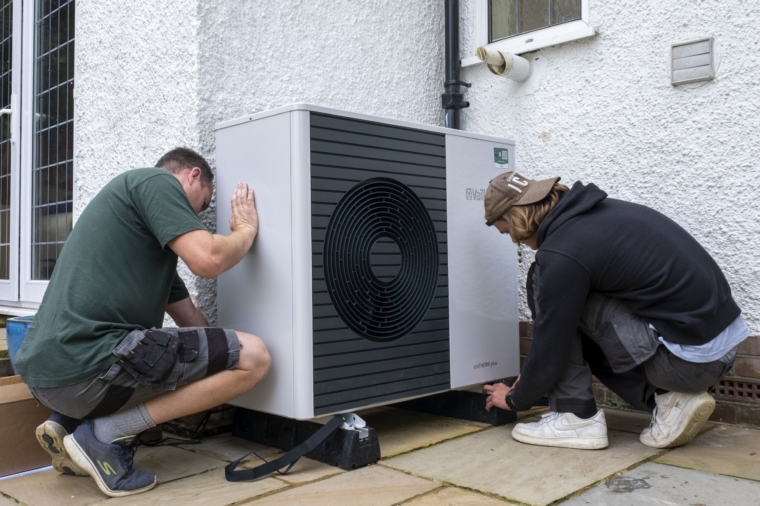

{"left": 32, "top": 0, "right": 74, "bottom": 280}
{"left": 0, "top": 0, "right": 12, "bottom": 280}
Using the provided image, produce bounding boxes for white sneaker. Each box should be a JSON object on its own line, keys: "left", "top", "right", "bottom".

{"left": 511, "top": 410, "right": 609, "bottom": 450}
{"left": 640, "top": 391, "right": 715, "bottom": 448}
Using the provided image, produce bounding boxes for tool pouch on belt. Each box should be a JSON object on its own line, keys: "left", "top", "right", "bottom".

{"left": 114, "top": 329, "right": 180, "bottom": 388}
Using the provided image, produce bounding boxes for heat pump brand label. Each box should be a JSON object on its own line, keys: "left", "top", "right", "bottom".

{"left": 494, "top": 148, "right": 509, "bottom": 168}
{"left": 474, "top": 361, "right": 498, "bottom": 370}
{"left": 466, "top": 188, "right": 486, "bottom": 201}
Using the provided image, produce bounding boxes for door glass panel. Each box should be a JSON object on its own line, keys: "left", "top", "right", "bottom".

{"left": 0, "top": 0, "right": 12, "bottom": 280}
{"left": 32, "top": 0, "right": 74, "bottom": 280}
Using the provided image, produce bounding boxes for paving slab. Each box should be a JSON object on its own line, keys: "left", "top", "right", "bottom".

{"left": 133, "top": 445, "right": 227, "bottom": 484}
{"left": 0, "top": 495, "right": 15, "bottom": 506}
{"left": 105, "top": 468, "right": 286, "bottom": 506}
{"left": 563, "top": 462, "right": 760, "bottom": 506}
{"left": 361, "top": 407, "right": 489, "bottom": 458}
{"left": 404, "top": 486, "right": 519, "bottom": 505}
{"left": 383, "top": 421, "right": 661, "bottom": 505}
{"left": 248, "top": 465, "right": 439, "bottom": 505}
{"left": 0, "top": 470, "right": 107, "bottom": 506}
{"left": 241, "top": 452, "right": 344, "bottom": 484}
{"left": 178, "top": 433, "right": 281, "bottom": 463}
{"left": 655, "top": 424, "right": 760, "bottom": 482}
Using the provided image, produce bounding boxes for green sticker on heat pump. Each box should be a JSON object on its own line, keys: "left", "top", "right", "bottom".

{"left": 494, "top": 147, "right": 509, "bottom": 168}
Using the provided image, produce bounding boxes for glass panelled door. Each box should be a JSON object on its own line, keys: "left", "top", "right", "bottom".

{"left": 0, "top": 0, "right": 20, "bottom": 302}
{"left": 20, "top": 0, "right": 74, "bottom": 302}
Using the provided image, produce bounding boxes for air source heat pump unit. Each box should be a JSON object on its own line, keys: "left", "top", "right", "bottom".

{"left": 215, "top": 104, "right": 519, "bottom": 420}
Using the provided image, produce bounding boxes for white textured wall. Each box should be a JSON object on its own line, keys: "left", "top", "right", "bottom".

{"left": 460, "top": 0, "right": 760, "bottom": 333}
{"left": 74, "top": 1, "right": 759, "bottom": 334}
{"left": 75, "top": 0, "right": 445, "bottom": 324}
{"left": 75, "top": 0, "right": 204, "bottom": 324}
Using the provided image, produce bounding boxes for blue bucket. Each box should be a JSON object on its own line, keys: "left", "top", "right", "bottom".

{"left": 7, "top": 315, "right": 35, "bottom": 375}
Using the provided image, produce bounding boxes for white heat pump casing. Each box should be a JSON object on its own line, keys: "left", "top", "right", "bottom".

{"left": 215, "top": 104, "right": 519, "bottom": 420}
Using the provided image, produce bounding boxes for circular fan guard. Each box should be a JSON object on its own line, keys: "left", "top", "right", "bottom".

{"left": 323, "top": 178, "right": 439, "bottom": 342}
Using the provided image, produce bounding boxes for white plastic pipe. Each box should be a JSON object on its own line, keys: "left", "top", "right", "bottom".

{"left": 476, "top": 47, "right": 532, "bottom": 82}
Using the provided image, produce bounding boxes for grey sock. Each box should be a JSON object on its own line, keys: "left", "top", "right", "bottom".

{"left": 93, "top": 403, "right": 156, "bottom": 444}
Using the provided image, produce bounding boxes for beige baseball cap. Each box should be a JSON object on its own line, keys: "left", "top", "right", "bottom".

{"left": 484, "top": 171, "right": 561, "bottom": 226}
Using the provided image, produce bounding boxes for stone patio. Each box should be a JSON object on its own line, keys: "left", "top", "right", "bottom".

{"left": 1, "top": 406, "right": 759, "bottom": 506}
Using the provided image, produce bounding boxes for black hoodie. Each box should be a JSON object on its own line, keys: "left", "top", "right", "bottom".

{"left": 510, "top": 182, "right": 741, "bottom": 411}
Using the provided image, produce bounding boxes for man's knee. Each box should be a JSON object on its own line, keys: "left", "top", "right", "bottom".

{"left": 236, "top": 332, "right": 272, "bottom": 381}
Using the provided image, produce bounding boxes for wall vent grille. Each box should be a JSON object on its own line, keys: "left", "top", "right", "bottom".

{"left": 671, "top": 37, "right": 714, "bottom": 86}
{"left": 710, "top": 377, "right": 760, "bottom": 403}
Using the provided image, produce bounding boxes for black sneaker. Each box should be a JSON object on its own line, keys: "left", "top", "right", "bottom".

{"left": 63, "top": 420, "right": 156, "bottom": 497}
{"left": 35, "top": 416, "right": 87, "bottom": 476}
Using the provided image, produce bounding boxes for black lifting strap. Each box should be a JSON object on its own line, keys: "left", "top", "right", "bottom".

{"left": 225, "top": 415, "right": 344, "bottom": 482}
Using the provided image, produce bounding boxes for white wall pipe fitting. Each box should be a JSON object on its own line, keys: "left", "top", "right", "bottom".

{"left": 476, "top": 46, "right": 532, "bottom": 82}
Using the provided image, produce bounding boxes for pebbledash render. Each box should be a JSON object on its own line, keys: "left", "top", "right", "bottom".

{"left": 3, "top": 2, "right": 756, "bottom": 424}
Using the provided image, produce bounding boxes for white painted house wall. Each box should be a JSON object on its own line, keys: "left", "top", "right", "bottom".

{"left": 460, "top": 0, "right": 760, "bottom": 334}
{"left": 74, "top": 0, "right": 445, "bottom": 324}
{"left": 73, "top": 1, "right": 759, "bottom": 334}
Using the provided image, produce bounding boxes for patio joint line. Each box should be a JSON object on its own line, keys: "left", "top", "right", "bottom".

{"left": 378, "top": 421, "right": 498, "bottom": 461}
{"left": 148, "top": 459, "right": 228, "bottom": 488}
{"left": 651, "top": 424, "right": 760, "bottom": 484}
{"left": 653, "top": 460, "right": 760, "bottom": 484}
{"left": 543, "top": 448, "right": 672, "bottom": 505}
{"left": 376, "top": 460, "right": 536, "bottom": 505}
{"left": 0, "top": 490, "right": 26, "bottom": 506}
{"left": 390, "top": 483, "right": 446, "bottom": 505}
{"left": 232, "top": 479, "right": 297, "bottom": 505}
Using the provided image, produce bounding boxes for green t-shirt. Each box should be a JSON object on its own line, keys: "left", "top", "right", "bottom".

{"left": 15, "top": 168, "right": 206, "bottom": 387}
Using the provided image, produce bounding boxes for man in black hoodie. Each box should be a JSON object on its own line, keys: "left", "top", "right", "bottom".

{"left": 482, "top": 172, "right": 747, "bottom": 450}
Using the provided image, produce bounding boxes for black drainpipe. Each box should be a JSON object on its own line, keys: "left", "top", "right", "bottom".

{"left": 442, "top": 0, "right": 470, "bottom": 129}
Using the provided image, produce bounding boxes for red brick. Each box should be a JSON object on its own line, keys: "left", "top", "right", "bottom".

{"left": 738, "top": 336, "right": 760, "bottom": 357}
{"left": 735, "top": 357, "right": 760, "bottom": 379}
{"left": 519, "top": 338, "right": 532, "bottom": 355}
{"left": 709, "top": 402, "right": 738, "bottom": 424}
{"left": 740, "top": 405, "right": 760, "bottom": 427}
{"left": 519, "top": 321, "right": 533, "bottom": 338}
{"left": 601, "top": 389, "right": 635, "bottom": 411}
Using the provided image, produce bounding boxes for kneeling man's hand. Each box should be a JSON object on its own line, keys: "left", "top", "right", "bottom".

{"left": 483, "top": 377, "right": 519, "bottom": 412}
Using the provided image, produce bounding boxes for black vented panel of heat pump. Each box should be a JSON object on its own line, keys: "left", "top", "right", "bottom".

{"left": 311, "top": 113, "right": 449, "bottom": 415}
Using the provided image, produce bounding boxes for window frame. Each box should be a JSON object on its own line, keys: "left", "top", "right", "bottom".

{"left": 0, "top": 0, "right": 23, "bottom": 304}
{"left": 462, "top": 0, "right": 596, "bottom": 67}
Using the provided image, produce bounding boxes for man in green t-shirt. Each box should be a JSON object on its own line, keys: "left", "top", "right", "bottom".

{"left": 14, "top": 148, "right": 271, "bottom": 498}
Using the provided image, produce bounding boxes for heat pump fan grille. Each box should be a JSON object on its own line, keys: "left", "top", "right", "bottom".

{"left": 323, "top": 178, "right": 439, "bottom": 342}
{"left": 311, "top": 113, "right": 450, "bottom": 414}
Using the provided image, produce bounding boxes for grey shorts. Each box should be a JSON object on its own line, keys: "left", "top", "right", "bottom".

{"left": 30, "top": 327, "right": 241, "bottom": 420}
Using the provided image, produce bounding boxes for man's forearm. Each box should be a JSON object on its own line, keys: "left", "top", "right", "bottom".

{"left": 170, "top": 227, "right": 257, "bottom": 279}
{"left": 210, "top": 227, "right": 257, "bottom": 275}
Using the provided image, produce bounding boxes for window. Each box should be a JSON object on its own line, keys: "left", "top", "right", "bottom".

{"left": 463, "top": 0, "right": 595, "bottom": 67}
{"left": 0, "top": 0, "right": 74, "bottom": 309}
{"left": 31, "top": 0, "right": 75, "bottom": 281}
{"left": 490, "top": 0, "right": 582, "bottom": 42}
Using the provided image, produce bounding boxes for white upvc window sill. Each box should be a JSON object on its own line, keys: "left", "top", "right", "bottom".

{"left": 463, "top": 0, "right": 598, "bottom": 68}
